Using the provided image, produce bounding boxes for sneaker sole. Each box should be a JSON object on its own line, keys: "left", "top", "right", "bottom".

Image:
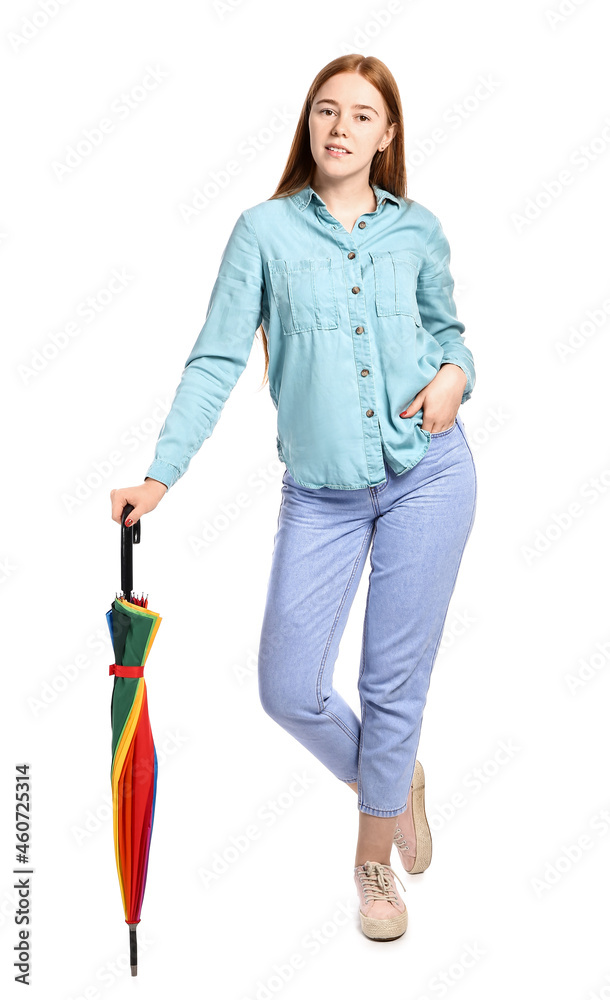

{"left": 408, "top": 760, "right": 432, "bottom": 875}
{"left": 359, "top": 907, "right": 408, "bottom": 940}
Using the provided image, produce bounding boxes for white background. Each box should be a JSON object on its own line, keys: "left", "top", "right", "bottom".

{"left": 2, "top": 0, "right": 610, "bottom": 996}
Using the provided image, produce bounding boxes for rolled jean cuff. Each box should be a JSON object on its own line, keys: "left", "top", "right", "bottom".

{"left": 358, "top": 801, "right": 408, "bottom": 818}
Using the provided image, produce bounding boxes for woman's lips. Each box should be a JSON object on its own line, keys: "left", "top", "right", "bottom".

{"left": 325, "top": 146, "right": 351, "bottom": 157}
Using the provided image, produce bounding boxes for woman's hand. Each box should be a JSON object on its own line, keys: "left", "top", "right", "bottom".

{"left": 399, "top": 364, "right": 467, "bottom": 433}
{"left": 110, "top": 478, "right": 168, "bottom": 528}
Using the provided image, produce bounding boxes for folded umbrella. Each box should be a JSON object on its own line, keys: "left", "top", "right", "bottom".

{"left": 105, "top": 504, "right": 162, "bottom": 975}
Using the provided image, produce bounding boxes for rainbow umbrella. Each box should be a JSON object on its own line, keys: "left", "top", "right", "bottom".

{"left": 105, "top": 504, "right": 162, "bottom": 975}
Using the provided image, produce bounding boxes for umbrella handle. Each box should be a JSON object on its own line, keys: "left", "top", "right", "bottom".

{"left": 121, "top": 504, "right": 141, "bottom": 602}
{"left": 128, "top": 923, "right": 138, "bottom": 976}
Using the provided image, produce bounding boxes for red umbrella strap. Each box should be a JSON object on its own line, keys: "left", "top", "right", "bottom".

{"left": 109, "top": 663, "right": 145, "bottom": 677}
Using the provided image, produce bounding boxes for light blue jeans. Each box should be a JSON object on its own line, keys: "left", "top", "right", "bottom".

{"left": 257, "top": 414, "right": 477, "bottom": 817}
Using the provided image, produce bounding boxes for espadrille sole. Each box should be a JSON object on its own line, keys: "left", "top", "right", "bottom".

{"left": 407, "top": 760, "right": 432, "bottom": 874}
{"left": 359, "top": 907, "right": 408, "bottom": 940}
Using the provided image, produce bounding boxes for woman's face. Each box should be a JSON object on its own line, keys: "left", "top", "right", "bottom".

{"left": 309, "top": 71, "right": 397, "bottom": 184}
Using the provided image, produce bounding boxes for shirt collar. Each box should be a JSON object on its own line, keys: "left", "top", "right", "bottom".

{"left": 291, "top": 183, "right": 401, "bottom": 212}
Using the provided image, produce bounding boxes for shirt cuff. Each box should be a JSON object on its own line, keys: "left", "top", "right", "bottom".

{"left": 440, "top": 359, "right": 474, "bottom": 404}
{"left": 144, "top": 459, "right": 181, "bottom": 491}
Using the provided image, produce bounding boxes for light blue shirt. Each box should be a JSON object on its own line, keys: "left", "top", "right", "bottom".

{"left": 145, "top": 183, "right": 475, "bottom": 491}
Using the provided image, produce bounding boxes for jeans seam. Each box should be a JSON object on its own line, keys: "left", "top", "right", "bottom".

{"left": 456, "top": 416, "right": 476, "bottom": 464}
{"left": 322, "top": 709, "right": 360, "bottom": 746}
{"left": 357, "top": 521, "right": 377, "bottom": 809}
{"left": 358, "top": 528, "right": 375, "bottom": 690}
{"left": 357, "top": 701, "right": 366, "bottom": 810}
{"left": 456, "top": 420, "right": 478, "bottom": 527}
{"left": 375, "top": 478, "right": 389, "bottom": 494}
{"left": 315, "top": 524, "right": 374, "bottom": 716}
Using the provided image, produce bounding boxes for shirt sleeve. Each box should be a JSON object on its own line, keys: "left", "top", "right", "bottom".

{"left": 416, "top": 215, "right": 475, "bottom": 405}
{"left": 144, "top": 209, "right": 264, "bottom": 490}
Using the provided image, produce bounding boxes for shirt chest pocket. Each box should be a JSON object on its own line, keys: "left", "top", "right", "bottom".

{"left": 368, "top": 248, "right": 422, "bottom": 326}
{"left": 267, "top": 257, "right": 339, "bottom": 335}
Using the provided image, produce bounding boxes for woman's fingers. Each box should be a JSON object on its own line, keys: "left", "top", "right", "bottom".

{"left": 109, "top": 484, "right": 164, "bottom": 526}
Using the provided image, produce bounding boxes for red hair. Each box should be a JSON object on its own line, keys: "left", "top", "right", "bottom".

{"left": 256, "top": 53, "right": 406, "bottom": 386}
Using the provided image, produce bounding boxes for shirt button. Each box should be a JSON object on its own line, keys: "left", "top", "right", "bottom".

{"left": 352, "top": 286, "right": 360, "bottom": 294}
{"left": 361, "top": 369, "right": 369, "bottom": 376}
{"left": 347, "top": 251, "right": 356, "bottom": 259}
{"left": 358, "top": 221, "right": 366, "bottom": 229}
{"left": 366, "top": 409, "right": 374, "bottom": 417}
{"left": 355, "top": 326, "right": 364, "bottom": 334}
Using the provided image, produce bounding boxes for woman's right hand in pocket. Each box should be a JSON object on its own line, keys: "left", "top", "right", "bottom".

{"left": 110, "top": 478, "right": 168, "bottom": 527}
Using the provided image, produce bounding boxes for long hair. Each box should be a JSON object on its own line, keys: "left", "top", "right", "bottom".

{"left": 255, "top": 53, "right": 406, "bottom": 387}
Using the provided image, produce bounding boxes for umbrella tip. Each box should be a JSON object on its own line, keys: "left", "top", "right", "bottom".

{"left": 131, "top": 965, "right": 138, "bottom": 976}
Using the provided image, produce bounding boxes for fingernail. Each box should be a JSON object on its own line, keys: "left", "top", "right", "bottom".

{"left": 125, "top": 518, "right": 132, "bottom": 526}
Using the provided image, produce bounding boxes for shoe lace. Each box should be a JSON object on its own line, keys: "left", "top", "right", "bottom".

{"left": 358, "top": 861, "right": 406, "bottom": 902}
{"left": 394, "top": 824, "right": 411, "bottom": 852}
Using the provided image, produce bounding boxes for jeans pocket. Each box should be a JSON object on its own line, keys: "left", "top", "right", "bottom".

{"left": 428, "top": 421, "right": 457, "bottom": 438}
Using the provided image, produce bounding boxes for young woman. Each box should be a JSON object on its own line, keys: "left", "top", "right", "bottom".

{"left": 110, "top": 53, "right": 477, "bottom": 942}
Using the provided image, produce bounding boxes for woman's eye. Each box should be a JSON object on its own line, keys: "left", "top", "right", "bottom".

{"left": 319, "top": 109, "right": 370, "bottom": 121}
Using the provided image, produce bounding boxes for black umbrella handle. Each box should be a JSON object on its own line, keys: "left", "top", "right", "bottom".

{"left": 121, "top": 504, "right": 141, "bottom": 602}
{"left": 128, "top": 923, "right": 138, "bottom": 976}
